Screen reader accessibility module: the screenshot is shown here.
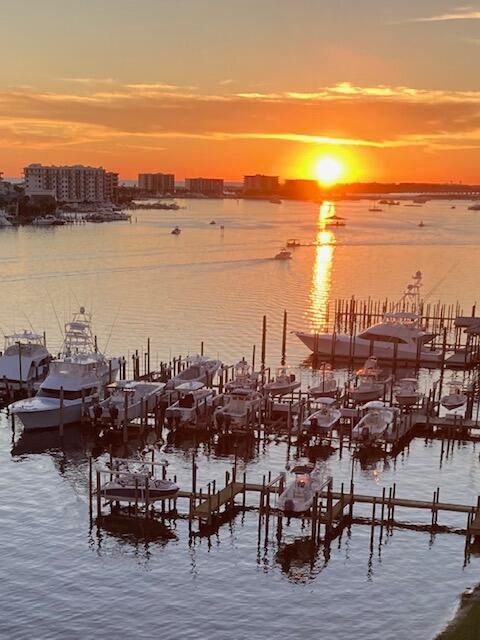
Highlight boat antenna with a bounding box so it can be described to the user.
[423,261,459,303]
[45,288,65,340]
[21,311,37,336]
[103,304,122,354]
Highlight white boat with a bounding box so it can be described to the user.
[171,226,181,235]
[298,398,341,435]
[278,463,329,513]
[350,357,388,403]
[308,363,338,398]
[352,401,397,447]
[264,366,301,396]
[214,387,263,432]
[90,380,165,422]
[0,210,13,226]
[32,215,65,226]
[295,272,442,365]
[225,359,259,391]
[166,355,222,390]
[274,248,292,260]
[0,331,51,393]
[441,382,467,410]
[100,461,179,502]
[9,308,119,430]
[165,381,214,428]
[394,377,422,406]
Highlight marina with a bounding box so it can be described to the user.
[2,198,480,640]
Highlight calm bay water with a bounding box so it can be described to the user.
[1,198,480,639]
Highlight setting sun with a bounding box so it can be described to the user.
[315,156,344,186]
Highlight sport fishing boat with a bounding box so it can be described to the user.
[9,308,119,430]
[441,381,467,411]
[351,401,397,447]
[264,366,301,396]
[225,359,259,391]
[90,380,165,422]
[100,460,179,502]
[295,271,441,365]
[278,463,329,513]
[214,387,263,432]
[394,377,422,406]
[165,381,214,428]
[308,363,338,398]
[0,331,51,394]
[349,357,389,403]
[165,355,222,390]
[297,398,341,435]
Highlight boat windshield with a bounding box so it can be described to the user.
[39,387,95,400]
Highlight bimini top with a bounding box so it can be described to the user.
[358,321,431,345]
[175,381,205,393]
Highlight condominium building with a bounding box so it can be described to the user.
[243,174,279,195]
[24,164,118,202]
[138,173,175,194]
[185,177,224,195]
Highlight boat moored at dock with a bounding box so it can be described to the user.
[0,331,51,395]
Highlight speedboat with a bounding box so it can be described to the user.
[264,366,301,396]
[171,226,181,235]
[441,381,467,410]
[350,357,388,403]
[165,381,214,428]
[274,247,292,260]
[394,377,422,406]
[214,387,263,432]
[295,271,442,365]
[90,380,165,422]
[225,359,259,391]
[351,401,396,447]
[166,355,222,390]
[308,363,338,398]
[100,460,179,502]
[9,308,119,430]
[270,198,282,204]
[286,238,301,248]
[369,205,383,212]
[0,331,51,394]
[278,463,329,513]
[298,398,341,435]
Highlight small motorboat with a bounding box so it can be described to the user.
[214,387,263,432]
[209,220,216,225]
[90,380,165,422]
[441,382,467,410]
[264,366,301,396]
[171,226,181,235]
[165,381,214,429]
[100,461,179,502]
[308,363,338,398]
[351,401,396,447]
[298,398,341,435]
[165,355,222,390]
[278,463,329,513]
[274,247,292,260]
[270,198,282,204]
[225,359,259,391]
[369,206,383,212]
[468,204,480,211]
[349,357,388,403]
[418,220,425,228]
[286,238,301,248]
[394,377,422,406]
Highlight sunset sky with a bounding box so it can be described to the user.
[2,0,480,182]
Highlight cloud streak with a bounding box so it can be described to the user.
[403,6,480,23]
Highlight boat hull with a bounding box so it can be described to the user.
[296,332,441,365]
[12,401,89,431]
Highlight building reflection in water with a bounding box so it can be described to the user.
[309,202,335,331]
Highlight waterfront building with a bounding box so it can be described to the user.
[243,174,279,195]
[0,172,16,199]
[185,177,224,195]
[138,172,175,194]
[24,164,118,203]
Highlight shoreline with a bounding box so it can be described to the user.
[436,584,480,639]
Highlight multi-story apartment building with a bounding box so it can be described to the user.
[24,164,118,202]
[243,174,279,195]
[138,172,175,194]
[185,177,224,195]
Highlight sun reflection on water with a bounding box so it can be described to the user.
[309,202,336,330]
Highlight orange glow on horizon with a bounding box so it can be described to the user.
[315,156,344,186]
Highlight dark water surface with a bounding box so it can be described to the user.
[1,199,480,639]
